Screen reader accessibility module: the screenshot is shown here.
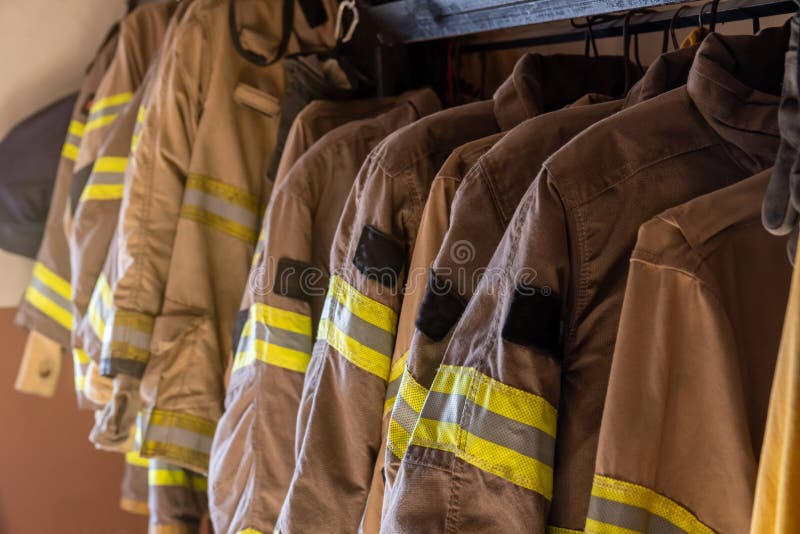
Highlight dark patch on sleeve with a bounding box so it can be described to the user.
[353,224,405,288]
[232,309,249,354]
[414,270,466,341]
[501,285,560,357]
[275,257,314,302]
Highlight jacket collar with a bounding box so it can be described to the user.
[687,28,785,173]
[492,53,634,131]
[624,44,698,108]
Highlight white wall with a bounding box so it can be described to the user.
[0,0,125,307]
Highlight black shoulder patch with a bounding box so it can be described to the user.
[415,270,466,341]
[298,0,328,28]
[275,257,314,302]
[71,163,93,213]
[501,285,560,357]
[232,308,249,354]
[353,224,405,288]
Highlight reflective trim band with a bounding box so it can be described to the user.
[101,310,154,376]
[126,450,150,468]
[586,475,713,534]
[386,366,427,460]
[85,92,132,133]
[131,105,146,152]
[61,120,85,161]
[72,348,90,393]
[318,274,397,380]
[140,409,215,472]
[410,365,557,499]
[24,262,73,329]
[238,530,265,534]
[251,230,265,267]
[548,528,582,534]
[181,174,259,243]
[88,272,113,341]
[148,463,207,492]
[232,303,312,374]
[80,157,128,201]
[384,350,408,415]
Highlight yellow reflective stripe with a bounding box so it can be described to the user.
[399,368,427,414]
[181,204,256,243]
[74,375,86,392]
[589,475,713,534]
[72,348,90,365]
[89,92,133,114]
[414,417,553,498]
[125,450,150,468]
[389,351,407,383]
[234,339,311,374]
[548,527,582,534]
[252,302,311,335]
[85,113,119,133]
[68,120,85,137]
[92,156,128,173]
[148,468,207,492]
[319,317,391,379]
[80,184,124,201]
[140,442,209,473]
[24,286,72,329]
[328,275,397,334]
[429,365,473,397]
[149,409,215,438]
[584,519,639,534]
[62,143,79,161]
[186,173,259,212]
[237,530,265,534]
[387,419,412,460]
[33,262,71,300]
[473,370,557,439]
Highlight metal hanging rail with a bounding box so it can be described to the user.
[367,0,797,45]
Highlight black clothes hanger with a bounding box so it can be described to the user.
[623,9,654,93]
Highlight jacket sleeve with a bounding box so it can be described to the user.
[590,257,755,533]
[278,151,407,533]
[100,20,204,379]
[382,169,570,534]
[210,185,316,534]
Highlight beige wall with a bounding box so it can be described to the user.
[0,0,125,307]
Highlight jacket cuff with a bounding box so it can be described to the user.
[100,309,155,378]
[138,409,216,475]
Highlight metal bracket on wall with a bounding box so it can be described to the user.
[367,0,797,46]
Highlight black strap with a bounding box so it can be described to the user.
[229,0,295,67]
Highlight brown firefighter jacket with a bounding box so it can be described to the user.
[592,169,790,533]
[383,44,700,493]
[383,29,784,534]
[69,0,173,407]
[101,0,340,476]
[15,22,119,355]
[209,89,440,534]
[277,52,635,533]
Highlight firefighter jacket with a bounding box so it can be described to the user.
[15,23,119,349]
[382,28,784,533]
[70,1,174,407]
[752,15,800,532]
[100,0,339,476]
[383,44,700,495]
[277,52,637,534]
[752,241,800,533]
[0,93,76,259]
[591,169,790,533]
[209,89,439,534]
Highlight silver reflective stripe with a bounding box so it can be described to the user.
[321,296,396,357]
[146,424,214,455]
[29,276,71,312]
[391,395,420,435]
[418,392,556,467]
[251,320,311,354]
[386,374,402,402]
[89,171,125,185]
[587,496,687,534]
[183,188,259,229]
[105,324,152,351]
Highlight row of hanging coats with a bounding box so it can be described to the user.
[5,0,800,532]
